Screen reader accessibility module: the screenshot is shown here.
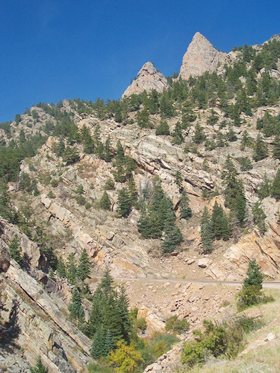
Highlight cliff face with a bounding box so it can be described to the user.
[0,219,90,373]
[122,61,169,97]
[179,32,228,79]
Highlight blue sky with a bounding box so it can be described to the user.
[0,0,279,121]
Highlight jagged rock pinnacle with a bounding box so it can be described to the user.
[179,32,228,80]
[122,61,168,98]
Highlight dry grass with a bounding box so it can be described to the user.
[176,289,280,373]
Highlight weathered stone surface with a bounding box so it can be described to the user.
[179,32,228,80]
[122,61,168,97]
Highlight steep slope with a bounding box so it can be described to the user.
[179,32,228,79]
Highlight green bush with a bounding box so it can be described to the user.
[181,316,261,368]
[165,315,189,334]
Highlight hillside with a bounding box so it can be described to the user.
[0,32,280,372]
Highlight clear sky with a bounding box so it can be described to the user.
[1,0,279,122]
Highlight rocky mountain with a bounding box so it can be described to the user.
[122,61,169,97]
[1,32,280,372]
[179,32,229,79]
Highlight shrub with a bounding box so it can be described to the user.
[136,318,147,334]
[165,315,189,334]
[155,120,170,136]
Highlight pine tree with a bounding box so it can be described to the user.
[116,140,125,162]
[253,134,268,161]
[77,249,91,281]
[155,120,170,136]
[244,260,263,290]
[200,208,213,253]
[257,173,272,199]
[136,109,151,128]
[234,191,247,226]
[56,257,66,278]
[63,146,80,165]
[211,202,230,241]
[68,287,85,321]
[117,188,132,218]
[162,224,183,254]
[128,176,138,207]
[102,136,113,162]
[172,122,184,145]
[30,358,48,373]
[180,190,192,220]
[89,269,131,358]
[271,169,280,200]
[100,191,111,210]
[66,253,77,284]
[9,236,22,266]
[91,325,106,358]
[193,124,205,144]
[252,201,267,235]
[273,136,280,160]
[93,125,104,158]
[81,126,94,154]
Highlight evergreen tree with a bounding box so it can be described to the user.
[63,146,80,165]
[200,208,213,254]
[244,260,263,290]
[77,249,91,281]
[240,130,252,150]
[128,176,138,207]
[257,173,272,199]
[9,236,22,266]
[91,325,107,358]
[234,191,247,226]
[273,136,280,160]
[193,124,205,144]
[102,136,113,162]
[271,169,280,200]
[56,257,66,278]
[116,140,125,162]
[30,358,48,373]
[100,191,111,210]
[175,171,183,190]
[53,138,65,157]
[160,93,174,118]
[253,134,268,161]
[211,202,230,241]
[155,120,170,136]
[180,190,192,220]
[172,122,184,145]
[81,126,94,154]
[223,157,246,225]
[252,201,267,235]
[68,287,85,321]
[136,109,150,128]
[89,269,131,358]
[66,253,77,284]
[117,188,132,218]
[93,125,104,158]
[162,223,183,254]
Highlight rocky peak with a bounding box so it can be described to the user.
[122,61,168,98]
[179,32,228,80]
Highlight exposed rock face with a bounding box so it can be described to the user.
[0,220,91,373]
[122,61,168,97]
[179,32,228,80]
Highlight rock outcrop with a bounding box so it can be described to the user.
[0,220,91,373]
[122,61,168,97]
[179,32,228,80]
